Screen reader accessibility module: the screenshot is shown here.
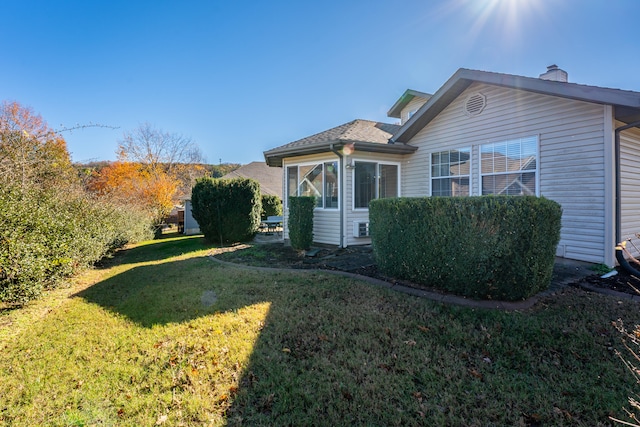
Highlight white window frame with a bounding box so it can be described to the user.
[285,160,340,210]
[429,147,471,197]
[352,160,401,211]
[479,135,539,196]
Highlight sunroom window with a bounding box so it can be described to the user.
[286,162,339,209]
[481,136,537,196]
[431,148,471,196]
[324,161,339,208]
[354,162,399,209]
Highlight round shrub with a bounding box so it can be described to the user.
[191,177,261,244]
[261,194,282,219]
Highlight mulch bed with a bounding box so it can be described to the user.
[227,242,640,298]
[577,266,640,296]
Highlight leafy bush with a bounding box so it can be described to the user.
[190,177,261,244]
[0,102,155,305]
[261,194,282,219]
[0,185,153,305]
[369,196,562,301]
[288,196,315,250]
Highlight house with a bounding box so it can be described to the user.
[181,199,201,235]
[181,161,284,235]
[220,161,283,199]
[264,65,640,266]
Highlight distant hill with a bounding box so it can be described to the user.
[75,161,241,178]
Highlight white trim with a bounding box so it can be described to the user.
[350,159,402,212]
[341,157,348,247]
[535,134,541,197]
[428,146,472,197]
[603,105,615,266]
[478,135,539,196]
[285,158,341,211]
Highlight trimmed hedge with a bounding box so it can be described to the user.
[369,196,562,301]
[261,194,282,219]
[191,177,261,244]
[0,186,153,305]
[288,196,315,250]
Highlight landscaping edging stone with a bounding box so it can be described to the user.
[208,255,543,311]
[210,251,640,309]
[572,281,640,302]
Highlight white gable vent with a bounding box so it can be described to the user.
[464,93,486,117]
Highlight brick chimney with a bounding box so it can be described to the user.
[539,64,568,82]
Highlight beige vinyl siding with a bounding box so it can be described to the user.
[344,157,356,246]
[620,126,640,258]
[281,211,341,246]
[401,97,429,125]
[282,154,341,246]
[403,82,608,263]
[312,211,341,245]
[344,152,403,247]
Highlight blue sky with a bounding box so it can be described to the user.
[3,0,639,165]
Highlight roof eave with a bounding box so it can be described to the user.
[344,140,418,155]
[264,140,417,167]
[393,68,640,143]
[387,89,433,118]
[393,70,474,143]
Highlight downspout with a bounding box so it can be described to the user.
[330,144,345,248]
[614,120,640,272]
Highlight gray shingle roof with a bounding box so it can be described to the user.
[264,119,415,167]
[276,119,399,149]
[221,161,283,199]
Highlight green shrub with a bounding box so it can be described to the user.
[261,194,282,219]
[190,177,261,244]
[0,186,153,305]
[288,196,315,250]
[369,196,562,301]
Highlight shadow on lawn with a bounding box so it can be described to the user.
[73,236,629,425]
[77,235,233,327]
[94,233,210,270]
[76,236,407,423]
[77,235,288,327]
[77,260,218,327]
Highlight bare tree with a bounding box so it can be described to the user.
[117,122,204,173]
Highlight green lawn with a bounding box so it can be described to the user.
[1,235,638,426]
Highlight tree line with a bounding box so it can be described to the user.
[0,101,237,305]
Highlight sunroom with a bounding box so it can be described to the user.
[264,119,416,247]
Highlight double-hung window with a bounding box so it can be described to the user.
[286,161,339,208]
[480,136,537,196]
[431,148,471,196]
[354,162,399,209]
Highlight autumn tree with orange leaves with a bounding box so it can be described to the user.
[88,161,177,223]
[0,101,76,190]
[117,122,207,198]
[0,101,154,304]
[88,123,206,224]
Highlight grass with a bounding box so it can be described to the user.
[590,263,615,275]
[1,234,639,426]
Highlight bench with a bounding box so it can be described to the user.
[261,215,283,235]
